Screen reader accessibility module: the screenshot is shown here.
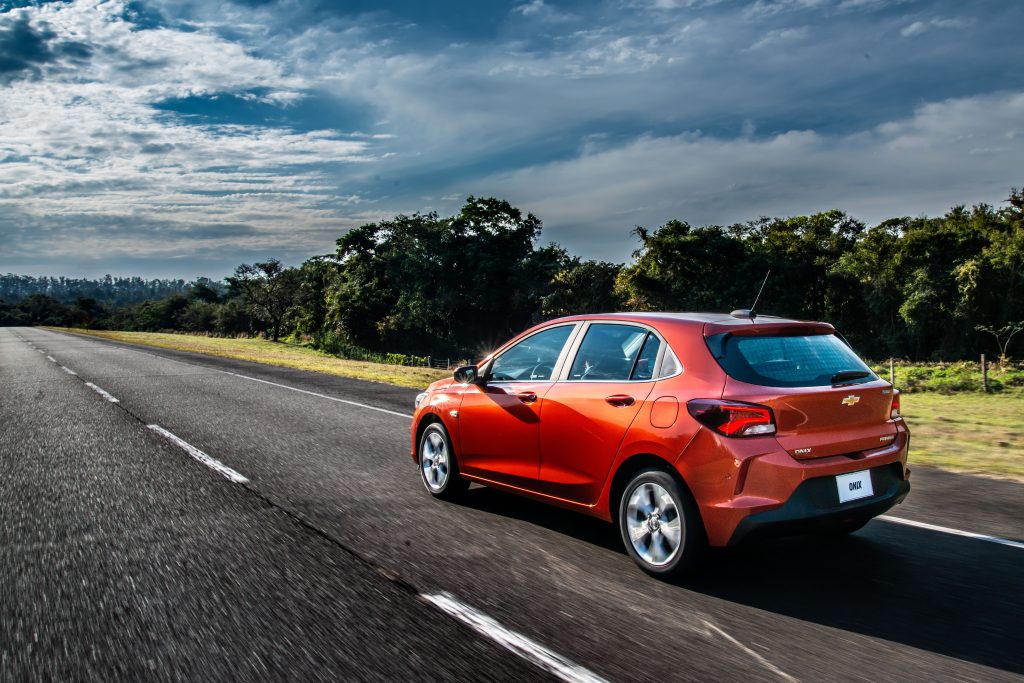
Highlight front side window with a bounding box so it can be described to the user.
[568,324,651,381]
[489,325,574,381]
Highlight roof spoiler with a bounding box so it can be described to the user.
[703,320,835,338]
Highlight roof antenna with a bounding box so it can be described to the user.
[731,270,770,320]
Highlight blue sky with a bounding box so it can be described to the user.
[1,0,1022,278]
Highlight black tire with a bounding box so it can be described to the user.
[418,422,469,501]
[618,468,706,579]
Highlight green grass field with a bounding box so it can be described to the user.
[901,392,1023,482]
[49,328,1023,482]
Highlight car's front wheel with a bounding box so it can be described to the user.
[619,468,706,579]
[419,422,469,500]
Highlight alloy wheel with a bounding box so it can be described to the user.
[625,481,683,567]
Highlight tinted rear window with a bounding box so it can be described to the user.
[708,333,876,388]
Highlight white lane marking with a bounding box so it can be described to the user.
[61,366,78,376]
[700,619,798,683]
[879,515,1024,550]
[37,349,45,354]
[47,328,415,419]
[222,371,413,420]
[148,425,250,484]
[46,355,58,363]
[421,592,609,683]
[85,382,119,403]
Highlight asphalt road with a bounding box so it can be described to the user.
[2,327,1022,682]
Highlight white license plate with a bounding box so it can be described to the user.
[836,470,873,504]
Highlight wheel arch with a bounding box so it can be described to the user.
[415,411,465,468]
[608,453,701,530]
[414,412,444,460]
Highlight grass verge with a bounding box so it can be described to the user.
[902,391,1024,483]
[48,328,450,389]
[46,328,1023,483]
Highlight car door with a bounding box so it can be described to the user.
[538,323,661,504]
[457,323,579,488]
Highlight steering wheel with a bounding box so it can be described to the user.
[529,363,554,380]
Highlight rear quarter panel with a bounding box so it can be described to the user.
[594,323,728,520]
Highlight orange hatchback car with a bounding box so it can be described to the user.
[411,312,910,578]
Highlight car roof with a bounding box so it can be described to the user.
[549,312,812,327]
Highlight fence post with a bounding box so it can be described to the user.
[446,358,451,370]
[426,356,431,368]
[888,358,894,386]
[981,354,989,393]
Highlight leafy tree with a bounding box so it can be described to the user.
[134,294,190,331]
[0,298,25,326]
[616,220,757,311]
[541,257,623,317]
[17,295,72,326]
[330,197,560,356]
[975,321,1024,366]
[188,280,222,304]
[227,259,302,341]
[72,297,104,329]
[214,299,253,336]
[737,210,865,324]
[292,257,336,343]
[178,300,219,332]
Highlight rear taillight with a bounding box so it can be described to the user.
[890,390,901,419]
[687,399,777,437]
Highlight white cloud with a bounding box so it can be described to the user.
[901,16,970,37]
[745,0,830,18]
[0,0,380,266]
[900,21,926,37]
[515,0,546,17]
[512,0,574,23]
[461,91,1024,261]
[747,26,808,50]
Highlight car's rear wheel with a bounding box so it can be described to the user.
[619,469,705,579]
[419,422,469,500]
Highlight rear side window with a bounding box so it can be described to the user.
[631,333,662,381]
[709,333,876,388]
[569,324,649,381]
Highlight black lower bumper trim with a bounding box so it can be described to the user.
[727,462,910,546]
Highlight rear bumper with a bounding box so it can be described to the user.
[726,462,910,545]
[690,423,910,546]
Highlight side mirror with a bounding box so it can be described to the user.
[453,365,483,385]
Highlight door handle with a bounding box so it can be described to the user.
[605,394,635,407]
[516,392,538,404]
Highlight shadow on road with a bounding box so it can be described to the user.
[457,485,1024,676]
[458,485,625,554]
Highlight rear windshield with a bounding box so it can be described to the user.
[707,333,877,388]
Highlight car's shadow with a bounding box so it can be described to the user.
[456,485,1024,676]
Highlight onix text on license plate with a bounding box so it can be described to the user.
[836,469,873,504]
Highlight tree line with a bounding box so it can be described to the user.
[0,274,196,305]
[2,191,1022,362]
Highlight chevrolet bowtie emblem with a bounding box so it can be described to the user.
[841,395,861,406]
